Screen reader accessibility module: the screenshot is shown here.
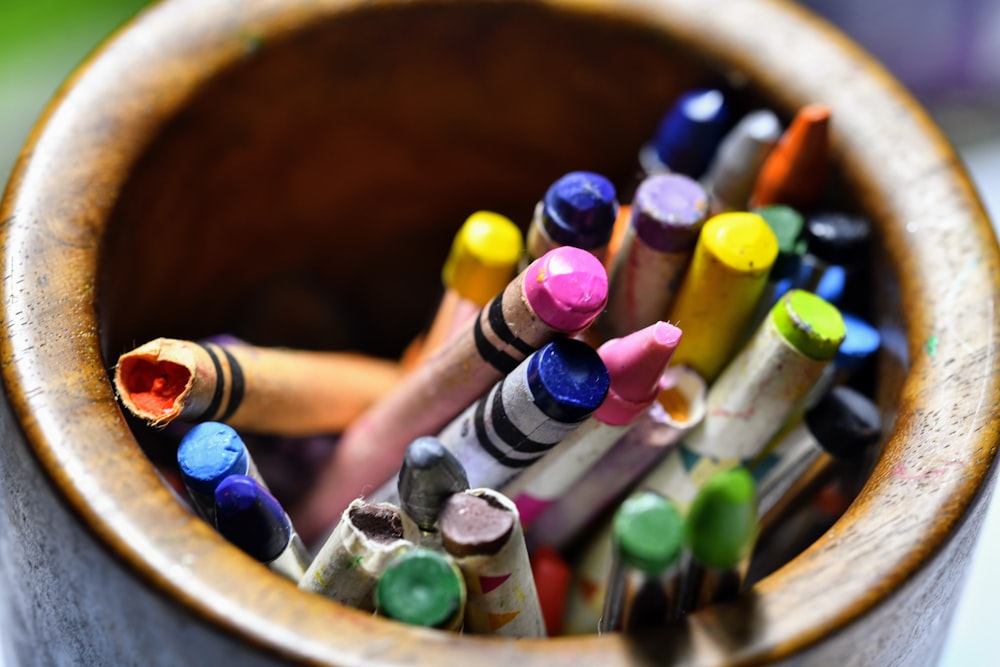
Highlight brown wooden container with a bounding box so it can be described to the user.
[1,0,998,664]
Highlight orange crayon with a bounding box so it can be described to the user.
[748,104,830,211]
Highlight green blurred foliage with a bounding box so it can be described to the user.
[0,0,151,188]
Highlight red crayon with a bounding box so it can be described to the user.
[531,546,572,637]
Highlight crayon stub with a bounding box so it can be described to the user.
[685,467,758,569]
[438,492,515,558]
[376,548,466,629]
[771,290,846,361]
[613,491,684,573]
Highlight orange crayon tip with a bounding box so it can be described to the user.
[749,103,830,211]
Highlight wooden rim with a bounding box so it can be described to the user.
[2,0,997,664]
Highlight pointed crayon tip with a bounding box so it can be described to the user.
[594,321,683,426]
[749,103,830,210]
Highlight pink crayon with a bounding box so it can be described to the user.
[500,321,682,528]
[294,247,608,545]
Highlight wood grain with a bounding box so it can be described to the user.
[0,0,997,665]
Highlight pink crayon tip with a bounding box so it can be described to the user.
[524,247,609,333]
[594,321,683,426]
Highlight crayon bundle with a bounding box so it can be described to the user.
[113,86,885,638]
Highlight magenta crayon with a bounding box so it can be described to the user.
[501,322,682,528]
[602,175,709,340]
[524,366,707,554]
[295,247,608,545]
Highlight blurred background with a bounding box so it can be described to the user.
[1,1,998,665]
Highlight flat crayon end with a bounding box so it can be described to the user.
[527,338,610,423]
[524,247,609,332]
[685,467,758,570]
[595,321,683,426]
[177,422,249,495]
[613,491,684,573]
[631,174,709,252]
[771,289,846,361]
[443,211,524,305]
[438,491,515,558]
[376,548,465,628]
[541,171,618,249]
[701,212,780,276]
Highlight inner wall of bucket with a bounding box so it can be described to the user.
[96,0,903,623]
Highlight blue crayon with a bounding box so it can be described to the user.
[835,312,881,375]
[369,338,610,505]
[214,475,310,581]
[640,88,730,180]
[177,421,266,522]
[524,171,619,266]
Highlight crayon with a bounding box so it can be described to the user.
[524,365,706,554]
[502,321,682,527]
[439,489,546,638]
[602,175,708,340]
[396,436,469,533]
[375,547,467,631]
[702,109,782,215]
[600,491,684,633]
[643,290,846,508]
[295,247,608,544]
[748,103,830,211]
[523,171,619,267]
[677,467,758,615]
[665,211,780,381]
[530,545,572,636]
[213,475,310,582]
[405,211,524,370]
[638,88,730,180]
[798,211,873,299]
[743,204,808,334]
[752,385,882,520]
[369,337,611,506]
[176,421,269,523]
[299,499,413,610]
[114,336,402,436]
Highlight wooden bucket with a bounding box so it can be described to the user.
[1,0,997,664]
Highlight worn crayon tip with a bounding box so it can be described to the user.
[524,246,609,332]
[631,173,709,252]
[443,211,524,305]
[749,103,830,210]
[177,422,249,495]
[835,312,881,371]
[398,436,470,531]
[541,171,618,250]
[376,548,465,628]
[595,321,683,426]
[613,491,684,573]
[438,490,516,558]
[771,289,846,361]
[684,467,758,570]
[214,474,290,562]
[649,88,730,178]
[805,385,882,460]
[526,338,610,423]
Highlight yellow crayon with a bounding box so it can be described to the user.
[666,212,778,382]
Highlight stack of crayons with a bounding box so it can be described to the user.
[112,86,885,638]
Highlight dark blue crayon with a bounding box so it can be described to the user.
[524,171,619,265]
[368,338,611,506]
[214,475,310,581]
[639,88,731,180]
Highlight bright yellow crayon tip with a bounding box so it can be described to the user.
[700,212,779,276]
[442,211,525,305]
